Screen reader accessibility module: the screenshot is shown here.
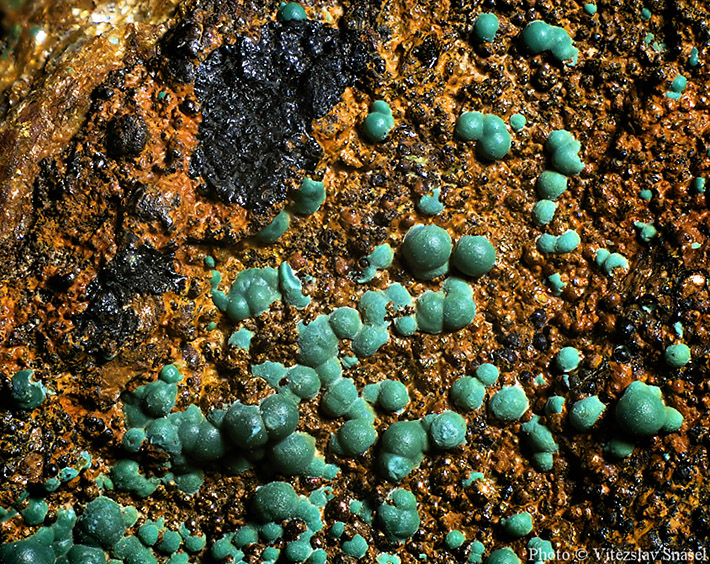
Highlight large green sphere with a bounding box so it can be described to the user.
[452,235,496,277]
[401,224,452,280]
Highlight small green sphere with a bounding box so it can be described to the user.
[532,200,557,226]
[445,530,466,549]
[160,364,183,383]
[536,170,568,200]
[270,432,316,475]
[510,113,526,132]
[332,419,377,456]
[475,363,499,386]
[452,235,496,277]
[260,394,299,441]
[615,381,667,437]
[223,402,268,449]
[364,113,391,142]
[277,3,307,21]
[569,396,605,431]
[455,111,484,141]
[664,344,690,368]
[555,347,581,372]
[428,411,467,449]
[489,386,529,422]
[75,497,127,549]
[554,230,581,254]
[402,224,452,279]
[67,545,107,564]
[473,13,499,42]
[486,547,521,564]
[450,376,486,411]
[502,512,533,537]
[252,481,298,522]
[378,380,410,412]
[0,540,56,564]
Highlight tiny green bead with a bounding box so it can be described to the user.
[21,499,48,526]
[343,534,368,559]
[641,7,652,20]
[287,365,321,400]
[427,411,467,449]
[331,419,377,457]
[402,224,452,280]
[554,230,580,254]
[452,235,496,277]
[528,537,555,564]
[329,307,362,339]
[502,512,533,537]
[252,481,298,522]
[363,101,394,142]
[536,171,568,200]
[445,530,466,549]
[121,428,146,455]
[489,386,529,422]
[256,210,290,243]
[605,438,635,458]
[223,403,268,448]
[378,380,410,412]
[584,3,597,15]
[451,376,486,411]
[486,547,521,564]
[615,381,667,437]
[260,394,299,441]
[664,344,690,367]
[160,364,182,383]
[532,200,557,226]
[321,378,358,417]
[292,177,326,215]
[270,432,316,475]
[569,396,605,431]
[278,3,307,21]
[475,364,499,386]
[67,545,107,564]
[138,523,160,546]
[158,530,182,554]
[455,111,483,141]
[510,113,526,131]
[555,347,581,372]
[75,497,127,549]
[545,396,565,415]
[473,13,499,42]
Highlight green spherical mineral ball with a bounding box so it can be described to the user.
[502,512,533,537]
[252,481,298,522]
[450,376,486,411]
[615,381,667,437]
[277,3,307,21]
[445,529,466,549]
[260,394,299,441]
[664,344,690,368]
[473,13,499,42]
[489,386,529,422]
[455,111,484,141]
[402,224,452,279]
[75,497,127,549]
[555,347,581,372]
[486,547,521,564]
[378,380,410,412]
[428,411,467,449]
[452,235,496,277]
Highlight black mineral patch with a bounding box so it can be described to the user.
[76,245,185,357]
[190,20,368,213]
[106,114,149,158]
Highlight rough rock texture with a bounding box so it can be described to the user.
[0,0,709,562]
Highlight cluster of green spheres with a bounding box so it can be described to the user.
[455,111,512,160]
[376,489,421,543]
[615,381,683,437]
[522,21,579,65]
[363,100,395,143]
